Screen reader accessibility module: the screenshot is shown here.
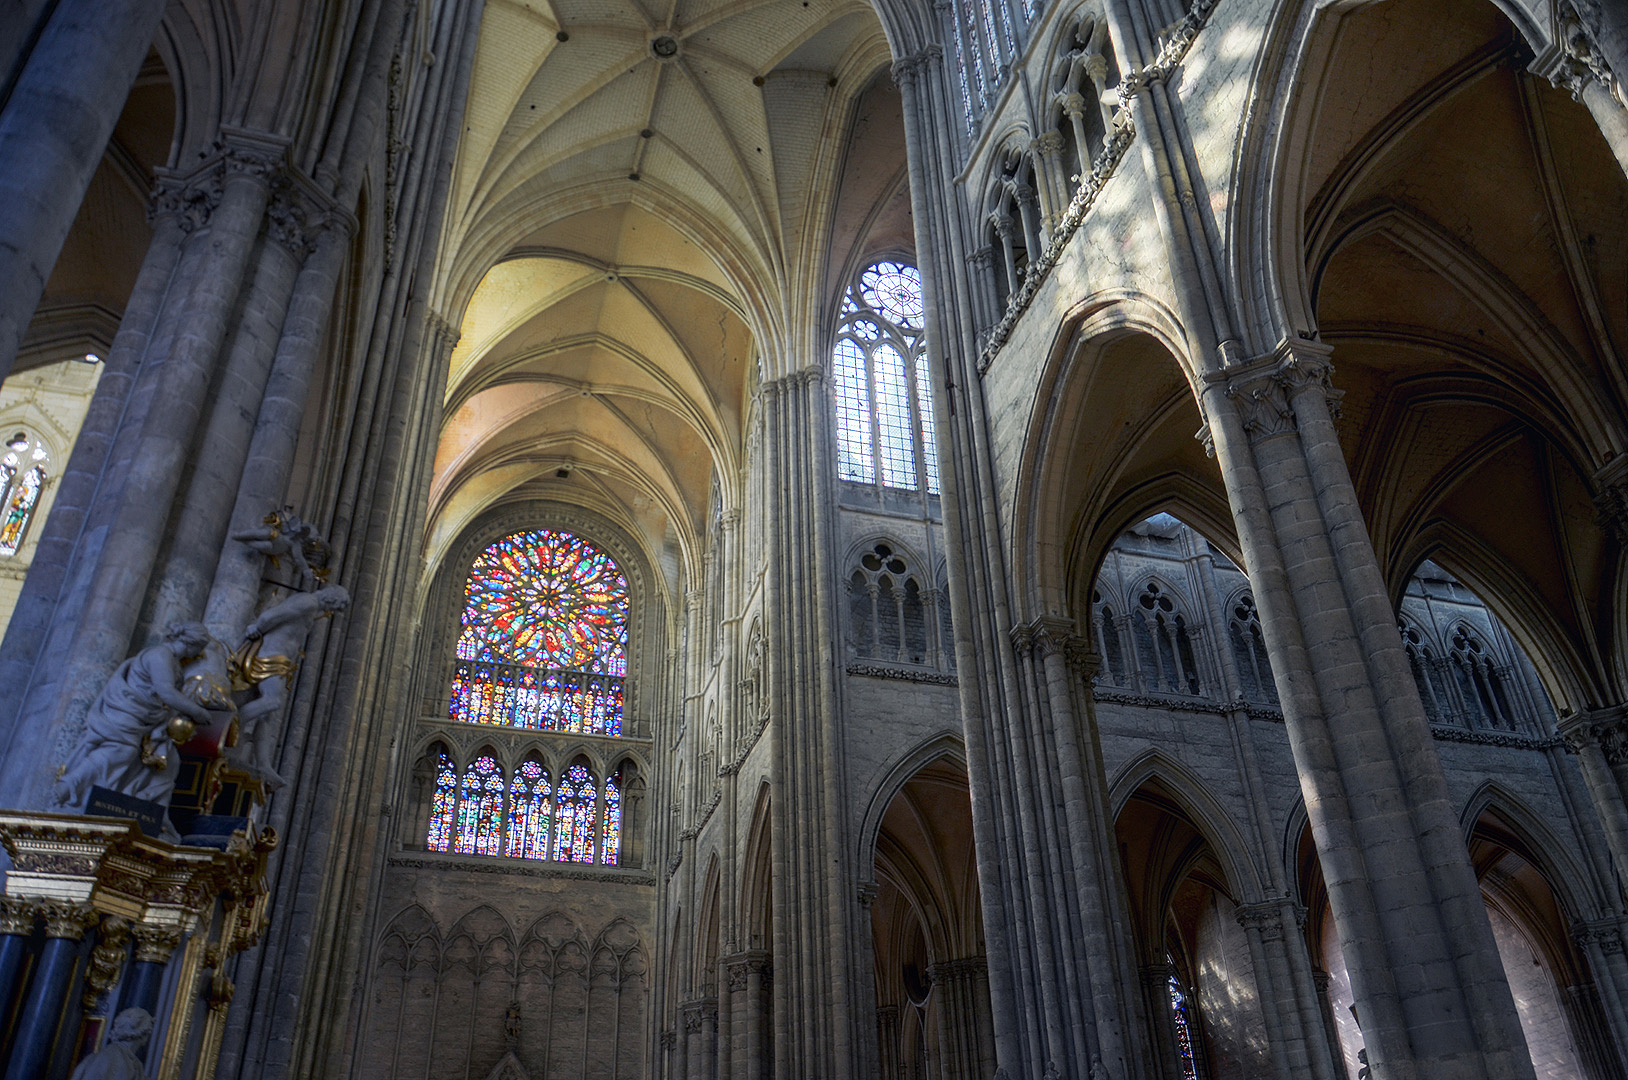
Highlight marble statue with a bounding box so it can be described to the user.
[68,1008,152,1080]
[52,623,217,818]
[229,585,349,790]
[231,510,328,588]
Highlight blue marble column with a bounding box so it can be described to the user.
[2,902,93,1080]
[0,898,38,1030]
[117,924,181,1017]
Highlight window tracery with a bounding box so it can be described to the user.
[1228,592,1275,704]
[831,262,939,496]
[1133,581,1200,696]
[449,529,628,735]
[423,749,628,867]
[848,542,945,668]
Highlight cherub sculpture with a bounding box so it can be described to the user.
[69,1008,153,1080]
[231,509,329,588]
[228,585,349,790]
[52,622,217,821]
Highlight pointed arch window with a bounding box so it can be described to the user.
[554,761,598,863]
[426,748,458,853]
[832,262,939,495]
[506,758,552,860]
[1167,968,1200,1080]
[0,433,48,556]
[601,769,622,867]
[1229,592,1276,704]
[449,529,629,735]
[454,754,505,856]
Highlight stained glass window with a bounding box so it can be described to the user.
[455,755,504,856]
[448,530,628,735]
[1168,971,1199,1080]
[0,434,48,557]
[426,749,457,852]
[600,770,621,866]
[506,759,552,860]
[553,762,598,863]
[831,262,939,496]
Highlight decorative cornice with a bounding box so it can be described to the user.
[845,661,957,686]
[387,854,656,886]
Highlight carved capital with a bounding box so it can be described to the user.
[1057,91,1088,119]
[40,902,98,940]
[891,45,942,88]
[1536,3,1623,106]
[1235,898,1304,942]
[1029,616,1080,660]
[660,1029,678,1050]
[148,168,225,232]
[133,923,184,964]
[857,880,880,907]
[1032,131,1066,157]
[1573,918,1627,955]
[990,212,1016,240]
[0,896,37,935]
[1561,704,1628,763]
[1206,338,1340,444]
[1594,456,1628,543]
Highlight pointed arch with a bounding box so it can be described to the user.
[1108,748,1266,900]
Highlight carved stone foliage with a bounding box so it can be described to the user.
[361,904,648,1080]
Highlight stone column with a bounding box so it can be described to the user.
[119,924,182,1016]
[20,131,284,806]
[0,897,38,1019]
[1198,339,1535,1080]
[0,0,171,381]
[760,369,859,1078]
[1559,706,1628,886]
[1572,920,1628,1065]
[144,175,335,634]
[3,902,97,1080]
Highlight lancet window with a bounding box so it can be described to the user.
[1167,969,1200,1080]
[832,262,939,496]
[448,529,629,735]
[0,432,48,557]
[424,749,626,866]
[946,0,1044,133]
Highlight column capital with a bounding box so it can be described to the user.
[1593,455,1628,542]
[1573,917,1627,955]
[39,901,98,940]
[1560,704,1628,761]
[1203,337,1341,443]
[1032,131,1066,157]
[133,923,184,964]
[890,44,942,88]
[1234,897,1306,941]
[856,879,880,907]
[1057,91,1088,119]
[1534,3,1623,106]
[0,896,38,936]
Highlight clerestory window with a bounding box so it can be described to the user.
[832,261,940,495]
[448,529,629,735]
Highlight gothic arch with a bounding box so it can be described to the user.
[857,733,969,873]
[1008,298,1207,623]
[1459,782,1601,921]
[1108,749,1267,901]
[741,782,774,950]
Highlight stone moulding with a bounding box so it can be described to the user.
[976,0,1223,375]
[845,661,959,686]
[389,852,656,886]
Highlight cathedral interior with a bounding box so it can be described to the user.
[0,0,1626,1077]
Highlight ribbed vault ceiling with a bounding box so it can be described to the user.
[428,0,892,590]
